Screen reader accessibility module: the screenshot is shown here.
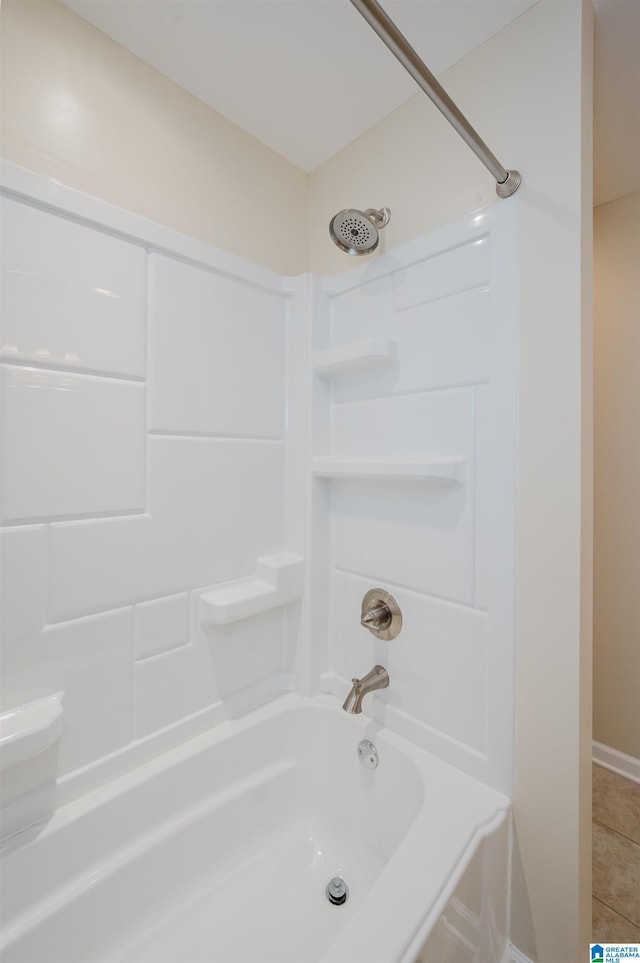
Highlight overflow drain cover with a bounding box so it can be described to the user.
[326,876,349,905]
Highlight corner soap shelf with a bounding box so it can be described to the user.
[312,339,396,378]
[0,693,64,772]
[311,456,465,486]
[200,553,303,626]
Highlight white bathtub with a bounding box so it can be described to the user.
[0,694,510,963]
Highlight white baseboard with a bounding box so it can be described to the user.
[509,945,535,963]
[593,740,640,785]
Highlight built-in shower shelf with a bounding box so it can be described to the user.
[200,552,303,626]
[312,339,396,378]
[0,693,64,772]
[311,456,465,485]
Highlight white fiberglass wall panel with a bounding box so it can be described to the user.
[312,204,517,793]
[0,170,298,812]
[149,255,285,439]
[0,198,146,378]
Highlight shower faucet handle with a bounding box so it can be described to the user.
[360,589,402,641]
[360,603,392,630]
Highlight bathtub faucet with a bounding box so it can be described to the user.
[342,665,389,714]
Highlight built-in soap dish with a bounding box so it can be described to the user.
[200,553,303,626]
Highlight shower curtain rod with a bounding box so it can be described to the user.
[349,0,521,197]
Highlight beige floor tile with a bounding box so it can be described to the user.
[593,896,640,942]
[593,765,640,845]
[593,822,640,926]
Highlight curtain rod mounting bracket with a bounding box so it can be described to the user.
[496,170,522,198]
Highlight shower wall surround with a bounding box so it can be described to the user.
[0,162,517,828]
[309,206,517,794]
[0,165,305,826]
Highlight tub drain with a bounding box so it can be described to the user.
[326,876,349,906]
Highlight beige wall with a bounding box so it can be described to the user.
[310,3,593,962]
[593,192,640,760]
[0,0,308,276]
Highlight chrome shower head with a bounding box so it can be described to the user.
[329,207,391,256]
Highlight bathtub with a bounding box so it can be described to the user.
[0,694,510,963]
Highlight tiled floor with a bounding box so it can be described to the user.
[592,764,640,942]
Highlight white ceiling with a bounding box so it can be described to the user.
[62,0,537,172]
[63,0,640,200]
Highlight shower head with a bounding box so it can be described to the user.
[329,207,391,256]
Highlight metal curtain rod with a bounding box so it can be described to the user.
[349,0,521,198]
